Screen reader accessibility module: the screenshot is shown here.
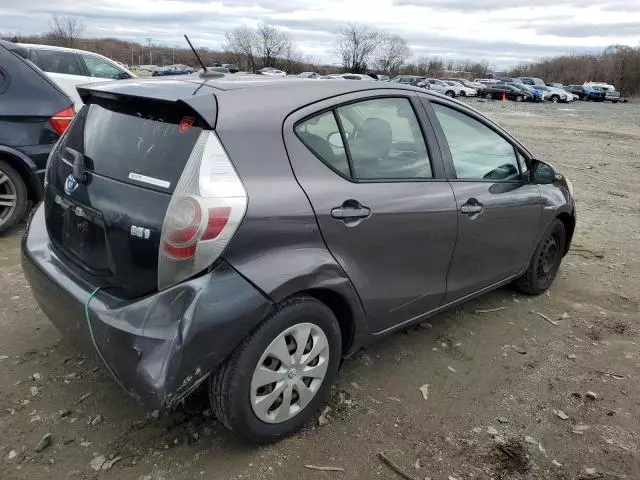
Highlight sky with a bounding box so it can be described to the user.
[2,0,640,67]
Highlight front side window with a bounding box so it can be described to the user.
[432,103,520,181]
[337,97,432,180]
[33,49,83,75]
[81,54,126,79]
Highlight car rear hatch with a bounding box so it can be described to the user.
[43,80,218,298]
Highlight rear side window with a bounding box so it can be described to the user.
[33,49,83,76]
[295,111,350,176]
[62,99,203,191]
[296,97,433,181]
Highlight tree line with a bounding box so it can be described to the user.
[3,14,637,92]
[507,45,640,96]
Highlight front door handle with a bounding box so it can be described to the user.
[460,199,484,215]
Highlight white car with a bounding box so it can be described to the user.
[425,78,457,97]
[533,86,571,102]
[339,73,375,81]
[261,69,286,77]
[18,43,134,110]
[443,80,477,97]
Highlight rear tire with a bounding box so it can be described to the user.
[0,160,27,234]
[515,95,524,102]
[516,219,566,295]
[210,296,342,443]
[445,90,455,97]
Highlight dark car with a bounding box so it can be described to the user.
[22,77,576,443]
[221,63,239,73]
[565,85,586,100]
[390,75,427,87]
[152,64,193,76]
[482,84,531,102]
[0,40,74,233]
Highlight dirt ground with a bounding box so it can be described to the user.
[1,99,639,480]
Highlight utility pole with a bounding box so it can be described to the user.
[146,37,153,64]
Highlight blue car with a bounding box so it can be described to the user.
[152,64,193,76]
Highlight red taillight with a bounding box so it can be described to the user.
[158,131,247,290]
[49,107,74,135]
[162,196,202,260]
[202,207,231,240]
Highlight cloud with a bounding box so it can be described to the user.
[392,0,619,11]
[537,22,640,37]
[1,0,639,67]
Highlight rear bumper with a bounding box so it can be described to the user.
[22,204,274,408]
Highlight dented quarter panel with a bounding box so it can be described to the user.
[22,204,274,408]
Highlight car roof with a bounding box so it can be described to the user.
[79,75,446,106]
[17,42,126,65]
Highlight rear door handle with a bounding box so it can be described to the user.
[460,200,484,215]
[331,206,371,219]
[331,200,371,223]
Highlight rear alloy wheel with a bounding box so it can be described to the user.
[210,296,341,443]
[0,160,27,234]
[515,95,524,102]
[445,90,455,97]
[516,219,566,295]
[459,91,466,97]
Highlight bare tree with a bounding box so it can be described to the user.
[223,25,258,72]
[256,23,291,69]
[46,15,85,48]
[374,33,411,75]
[334,23,379,73]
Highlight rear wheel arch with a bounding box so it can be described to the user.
[303,288,355,356]
[0,149,40,202]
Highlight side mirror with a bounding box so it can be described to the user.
[532,159,556,184]
[327,132,344,149]
[117,71,131,80]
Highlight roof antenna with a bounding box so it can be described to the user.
[184,34,224,79]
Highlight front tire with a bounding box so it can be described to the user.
[485,93,493,100]
[551,95,559,103]
[0,160,28,234]
[210,296,342,443]
[515,95,524,102]
[516,219,566,295]
[445,90,455,97]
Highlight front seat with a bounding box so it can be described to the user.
[350,118,392,179]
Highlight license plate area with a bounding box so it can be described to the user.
[51,193,112,275]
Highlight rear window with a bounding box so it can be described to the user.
[62,98,203,191]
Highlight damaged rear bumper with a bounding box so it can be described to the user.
[21,204,274,409]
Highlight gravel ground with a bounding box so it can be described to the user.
[1,99,639,480]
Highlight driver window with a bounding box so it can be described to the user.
[432,103,520,181]
[337,97,432,180]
